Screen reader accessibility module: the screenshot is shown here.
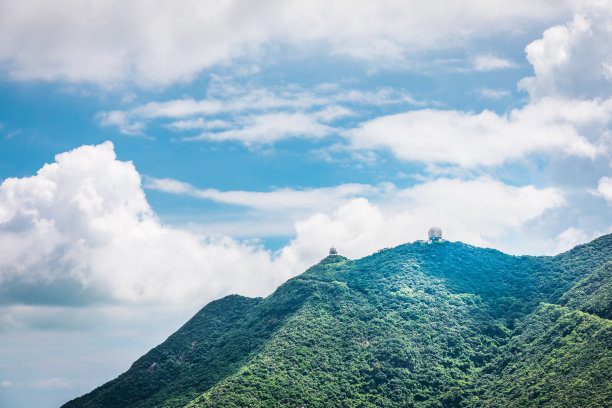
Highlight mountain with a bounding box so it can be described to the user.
[62,235,612,408]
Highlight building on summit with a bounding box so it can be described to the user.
[428,227,443,243]
[329,246,338,255]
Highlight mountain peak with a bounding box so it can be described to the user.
[63,235,612,408]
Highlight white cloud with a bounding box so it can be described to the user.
[0,142,291,306]
[121,93,138,104]
[1,381,12,387]
[478,88,511,99]
[143,177,387,239]
[144,177,192,195]
[0,0,576,86]
[0,142,570,312]
[165,118,232,132]
[89,3,612,166]
[472,54,517,71]
[345,97,605,167]
[143,175,574,252]
[279,177,565,261]
[182,112,334,144]
[553,227,591,253]
[339,3,612,168]
[145,177,379,211]
[148,175,568,260]
[97,84,420,135]
[519,4,612,99]
[96,111,145,136]
[313,105,355,122]
[598,176,612,202]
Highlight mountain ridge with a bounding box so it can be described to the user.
[63,235,612,408]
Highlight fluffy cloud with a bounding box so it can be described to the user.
[335,3,610,169]
[0,0,575,85]
[92,3,612,165]
[279,178,565,262]
[146,174,568,262]
[143,178,386,239]
[344,97,606,167]
[519,3,612,99]
[0,142,569,311]
[598,176,612,202]
[0,142,290,306]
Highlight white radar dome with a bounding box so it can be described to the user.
[428,227,442,240]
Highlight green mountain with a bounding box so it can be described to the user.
[63,235,612,408]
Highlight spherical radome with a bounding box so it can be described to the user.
[428,227,442,239]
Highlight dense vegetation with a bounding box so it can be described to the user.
[474,303,612,407]
[63,234,612,408]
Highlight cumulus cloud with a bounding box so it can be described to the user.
[0,142,569,311]
[144,177,384,238]
[146,174,567,262]
[0,142,290,306]
[0,0,575,85]
[519,3,612,99]
[339,3,612,168]
[344,97,605,167]
[279,177,565,262]
[91,3,612,166]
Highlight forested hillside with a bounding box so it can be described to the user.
[63,234,612,408]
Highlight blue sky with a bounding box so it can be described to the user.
[1,1,612,407]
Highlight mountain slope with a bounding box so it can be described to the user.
[474,303,612,407]
[63,235,612,408]
[559,261,612,319]
[472,238,612,407]
[63,281,319,408]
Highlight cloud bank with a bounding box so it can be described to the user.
[4,4,611,314]
[0,0,575,86]
[0,142,570,313]
[90,2,612,173]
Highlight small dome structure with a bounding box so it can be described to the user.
[428,227,443,242]
[329,246,338,255]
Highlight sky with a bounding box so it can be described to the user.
[1,1,612,407]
